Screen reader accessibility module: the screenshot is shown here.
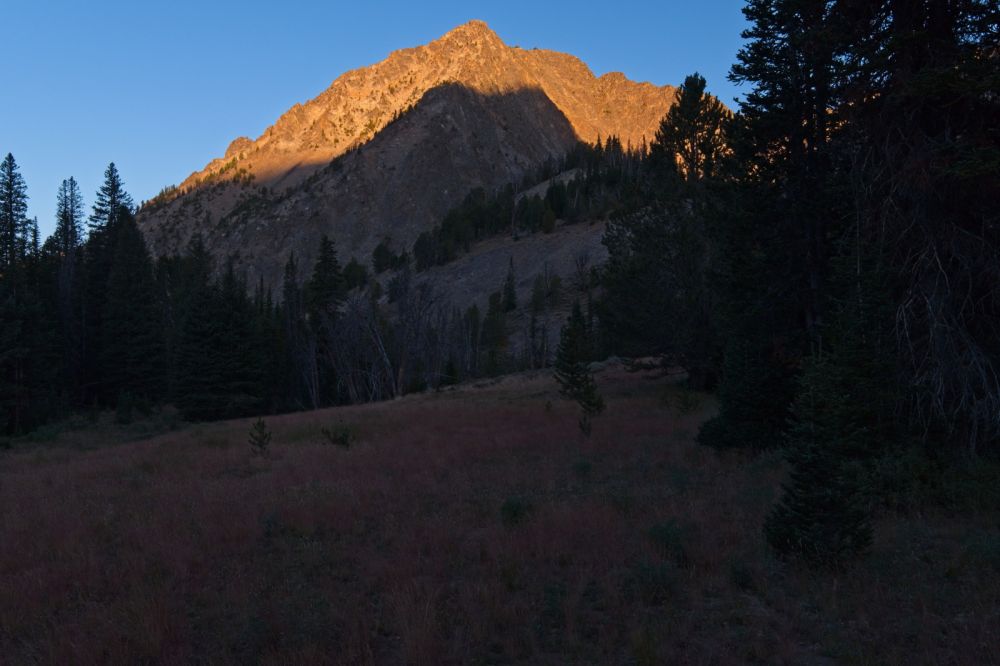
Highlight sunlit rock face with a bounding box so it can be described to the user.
[138,20,675,290]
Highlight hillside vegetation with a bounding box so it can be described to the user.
[1,366,997,664]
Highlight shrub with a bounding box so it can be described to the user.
[321,423,355,449]
[248,418,271,456]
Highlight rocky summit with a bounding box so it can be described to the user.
[138,20,676,289]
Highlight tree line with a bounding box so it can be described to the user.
[0,159,569,435]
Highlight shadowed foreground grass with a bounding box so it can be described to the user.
[1,366,997,664]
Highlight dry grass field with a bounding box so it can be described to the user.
[1,365,997,664]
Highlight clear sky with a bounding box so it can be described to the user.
[2,1,749,237]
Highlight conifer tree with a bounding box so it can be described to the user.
[764,353,874,567]
[88,162,133,234]
[305,235,344,327]
[54,177,84,255]
[649,72,729,184]
[699,0,846,448]
[554,301,604,435]
[174,259,264,420]
[81,166,140,405]
[306,235,345,405]
[0,153,29,269]
[100,207,165,403]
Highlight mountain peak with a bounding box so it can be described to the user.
[443,19,500,42]
[140,25,677,289]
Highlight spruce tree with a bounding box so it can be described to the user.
[174,256,264,421]
[0,153,29,269]
[82,166,136,404]
[649,72,730,184]
[699,0,847,448]
[305,235,344,327]
[100,207,165,403]
[88,162,133,235]
[764,354,874,568]
[554,301,604,435]
[305,235,345,405]
[54,177,84,255]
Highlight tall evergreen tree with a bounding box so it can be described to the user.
[99,208,165,403]
[602,73,729,389]
[649,72,730,184]
[175,259,263,420]
[305,235,345,405]
[54,177,84,254]
[88,162,133,235]
[305,235,345,327]
[842,0,1000,453]
[81,166,136,404]
[700,0,848,447]
[0,153,29,269]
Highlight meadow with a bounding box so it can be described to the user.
[1,365,997,664]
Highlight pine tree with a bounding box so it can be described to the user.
[305,235,344,327]
[0,153,29,269]
[554,301,604,435]
[88,162,133,235]
[306,235,345,405]
[54,177,84,255]
[173,254,265,421]
[649,72,730,185]
[764,353,874,567]
[100,207,165,403]
[699,0,847,448]
[81,166,138,405]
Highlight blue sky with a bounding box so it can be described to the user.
[2,1,748,237]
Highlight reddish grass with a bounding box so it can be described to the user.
[1,366,997,664]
